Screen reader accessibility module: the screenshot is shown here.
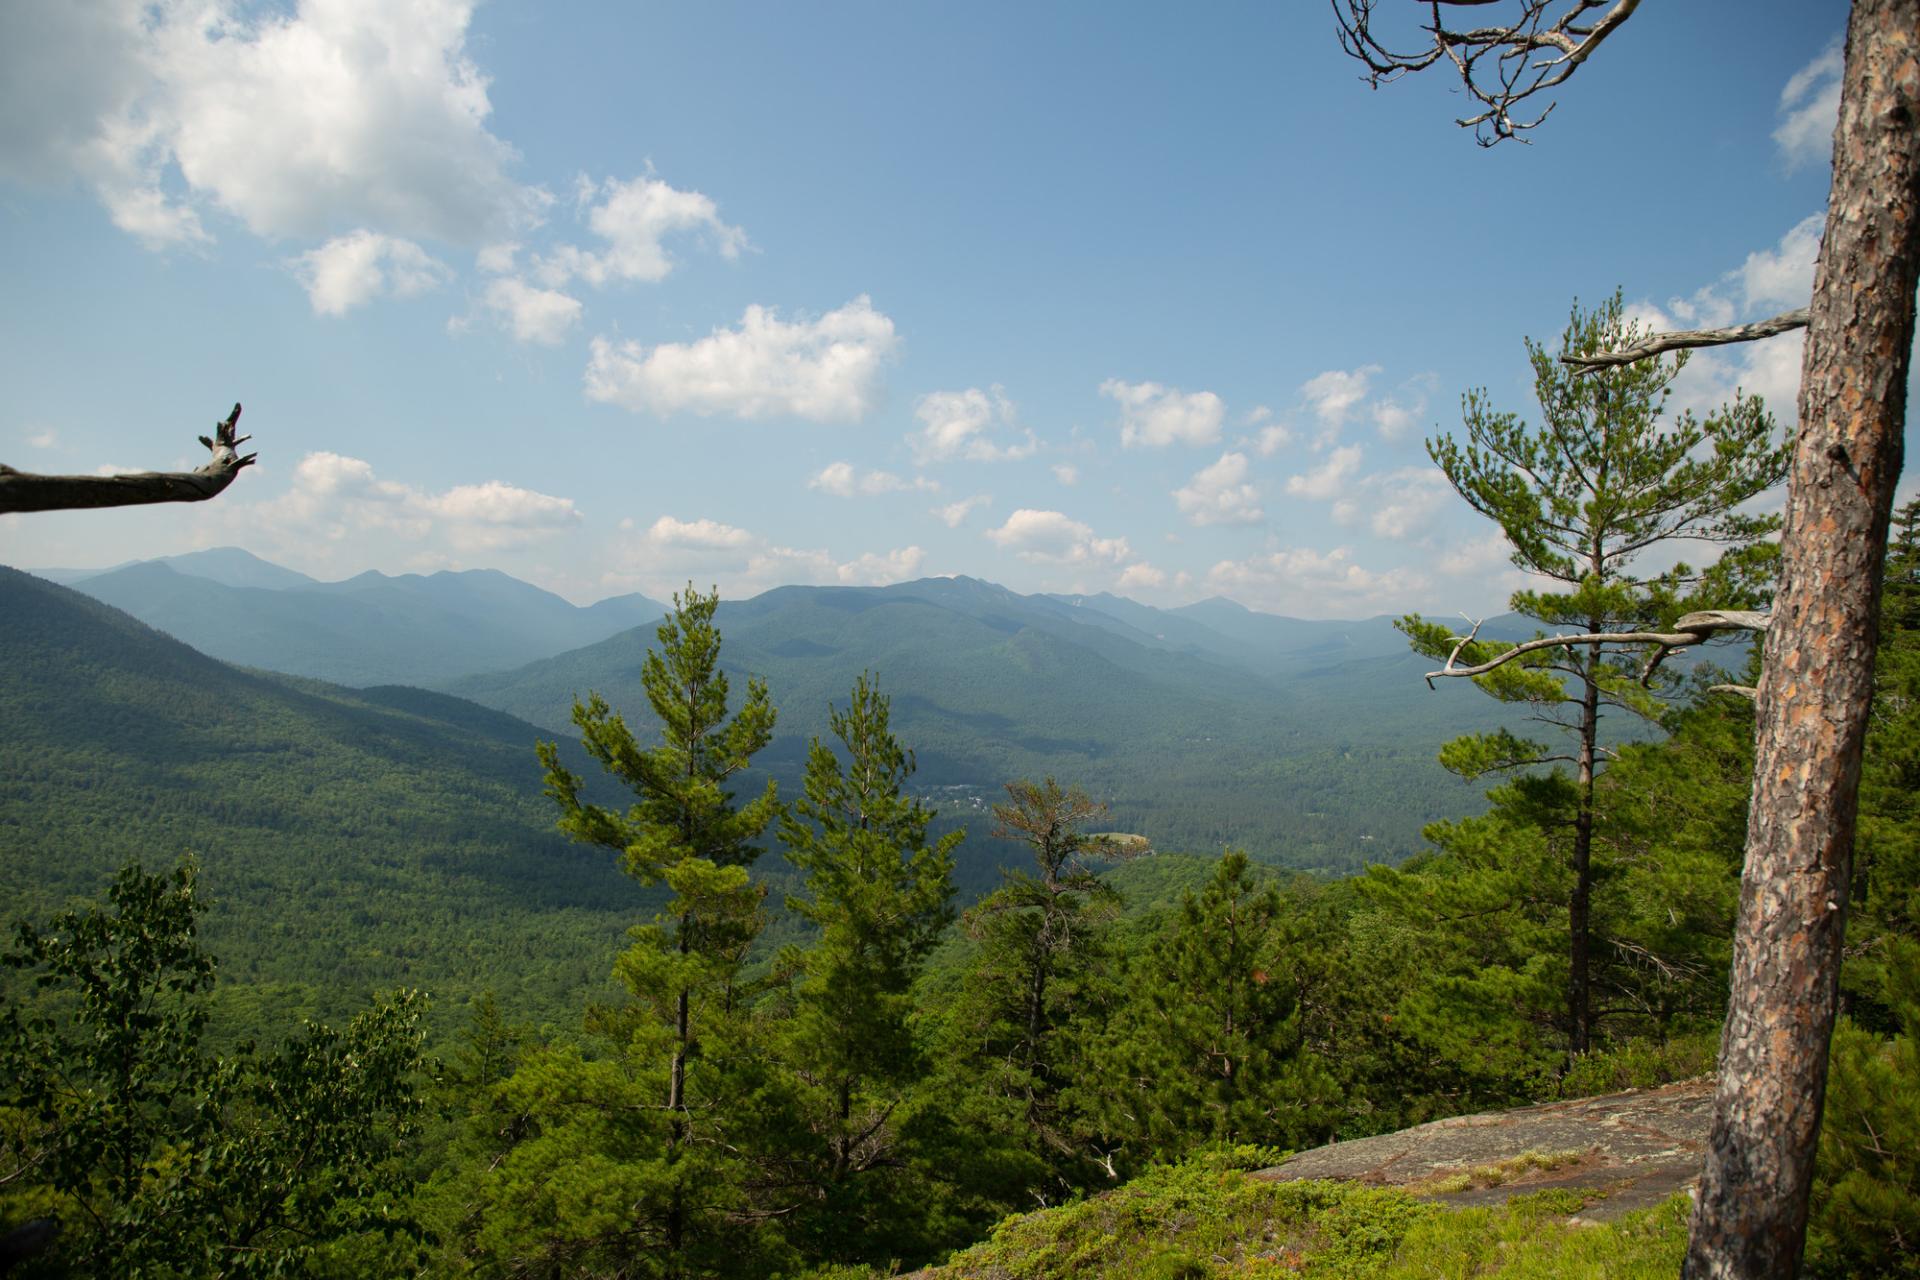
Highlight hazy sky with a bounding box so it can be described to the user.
[0,1,1904,617]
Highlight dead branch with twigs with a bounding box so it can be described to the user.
[0,403,254,515]
[1332,0,1643,144]
[1425,609,1770,691]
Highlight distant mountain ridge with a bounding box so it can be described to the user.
[53,547,666,686]
[16,550,1577,873]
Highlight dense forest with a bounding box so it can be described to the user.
[1,493,1914,1277]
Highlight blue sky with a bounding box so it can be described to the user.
[1,0,1903,618]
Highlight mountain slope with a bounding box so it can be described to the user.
[64,556,666,685]
[0,566,653,1034]
[443,577,1528,875]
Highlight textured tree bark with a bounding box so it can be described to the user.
[0,404,253,514]
[1684,2,1919,1275]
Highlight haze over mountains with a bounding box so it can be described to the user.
[6,549,1672,1026]
[50,547,667,686]
[36,547,1551,870]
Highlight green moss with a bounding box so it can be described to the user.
[925,1153,1690,1280]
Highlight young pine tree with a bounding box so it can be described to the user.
[1081,852,1341,1169]
[772,673,960,1263]
[1400,292,1786,1056]
[527,583,779,1275]
[951,779,1140,1193]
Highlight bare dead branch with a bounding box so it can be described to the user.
[0,403,254,515]
[1561,308,1811,371]
[1424,609,1769,687]
[1332,0,1642,144]
[1708,683,1760,701]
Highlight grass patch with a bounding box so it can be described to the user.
[1402,1147,1594,1196]
[921,1147,1688,1279]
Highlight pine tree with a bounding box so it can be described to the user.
[525,583,779,1276]
[1401,292,1786,1056]
[950,778,1139,1192]
[1082,852,1341,1167]
[772,673,960,1262]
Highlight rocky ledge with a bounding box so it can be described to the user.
[1253,1077,1713,1220]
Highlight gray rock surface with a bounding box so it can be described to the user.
[1254,1077,1713,1220]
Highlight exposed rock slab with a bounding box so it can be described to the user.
[1253,1077,1713,1220]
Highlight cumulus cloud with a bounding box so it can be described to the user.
[1300,365,1380,429]
[1739,213,1825,312]
[585,296,898,422]
[834,545,926,585]
[1628,217,1826,424]
[1284,444,1364,500]
[1207,546,1427,618]
[934,494,992,527]
[1,0,543,250]
[533,174,746,288]
[292,230,450,316]
[26,429,57,449]
[1775,39,1842,171]
[1100,379,1225,448]
[808,462,934,497]
[986,509,1130,564]
[642,515,756,551]
[910,386,1038,463]
[480,276,584,345]
[1173,451,1264,527]
[1117,561,1168,592]
[1051,463,1080,486]
[239,451,579,557]
[609,514,925,595]
[1329,465,1450,541]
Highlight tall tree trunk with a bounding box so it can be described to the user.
[1685,2,1919,1274]
[1570,646,1599,1057]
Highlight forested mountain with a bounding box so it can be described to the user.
[0,565,654,1033]
[60,549,666,685]
[445,575,1544,874]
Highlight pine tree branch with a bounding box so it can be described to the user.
[1561,309,1810,371]
[0,404,254,514]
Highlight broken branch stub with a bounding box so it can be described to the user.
[0,403,255,514]
[1424,610,1769,689]
[1560,309,1811,372]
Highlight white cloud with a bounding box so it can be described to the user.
[1739,213,1824,312]
[292,230,450,316]
[934,494,992,527]
[986,509,1131,564]
[1630,217,1827,425]
[835,545,926,585]
[1329,465,1450,541]
[1300,365,1380,429]
[481,277,583,345]
[585,296,898,422]
[1117,561,1168,591]
[1775,39,1842,171]
[3,0,544,250]
[533,174,746,288]
[1052,463,1080,486]
[1207,546,1427,618]
[1284,444,1364,500]
[1100,379,1225,448]
[809,462,933,497]
[1172,451,1264,526]
[610,516,926,596]
[26,429,57,449]
[235,451,578,558]
[910,386,1038,462]
[1252,422,1293,456]
[642,515,755,551]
